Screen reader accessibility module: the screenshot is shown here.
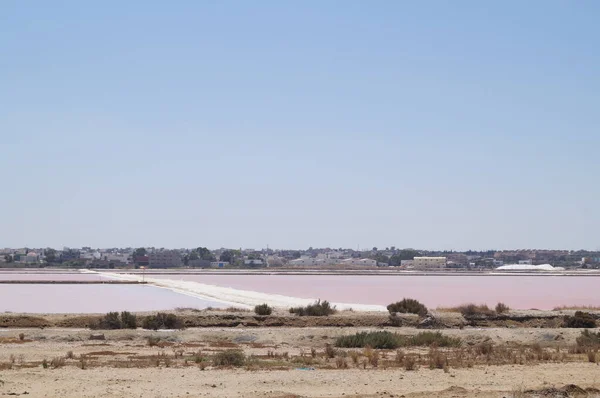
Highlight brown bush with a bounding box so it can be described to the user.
[404,355,417,371]
[387,299,428,317]
[335,356,348,369]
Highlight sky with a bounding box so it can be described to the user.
[1,1,599,251]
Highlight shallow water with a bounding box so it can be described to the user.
[0,284,226,313]
[0,272,105,281]
[150,274,600,310]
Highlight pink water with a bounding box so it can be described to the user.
[0,284,226,313]
[153,274,600,310]
[0,272,105,281]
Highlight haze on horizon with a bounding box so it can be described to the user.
[1,1,598,251]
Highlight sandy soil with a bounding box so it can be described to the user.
[1,326,599,397]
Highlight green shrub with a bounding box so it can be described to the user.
[254,304,273,316]
[120,311,137,329]
[289,300,336,316]
[96,312,122,329]
[93,311,138,329]
[336,331,400,349]
[142,313,185,330]
[335,331,461,349]
[564,311,597,328]
[387,299,428,317]
[212,350,245,367]
[495,302,510,314]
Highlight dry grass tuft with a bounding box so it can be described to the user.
[51,356,66,369]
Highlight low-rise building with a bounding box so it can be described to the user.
[412,256,446,269]
[340,258,377,267]
[149,250,182,268]
[401,259,414,268]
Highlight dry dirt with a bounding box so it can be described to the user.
[0,326,599,397]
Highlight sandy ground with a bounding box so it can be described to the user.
[0,327,599,397]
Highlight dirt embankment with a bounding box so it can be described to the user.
[0,309,596,329]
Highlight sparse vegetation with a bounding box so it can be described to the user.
[335,331,461,349]
[289,300,336,316]
[78,356,87,369]
[120,311,138,329]
[94,311,138,330]
[212,350,246,367]
[563,311,597,328]
[254,304,273,316]
[325,344,337,358]
[142,313,184,330]
[587,350,597,363]
[404,355,418,371]
[576,330,600,347]
[146,336,161,347]
[335,356,348,368]
[336,331,400,349]
[50,356,65,369]
[428,347,448,369]
[553,305,600,311]
[387,298,428,317]
[495,302,510,314]
[456,303,494,317]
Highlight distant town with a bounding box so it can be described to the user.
[1,246,599,270]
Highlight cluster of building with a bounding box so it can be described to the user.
[1,246,598,270]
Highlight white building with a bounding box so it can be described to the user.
[412,257,446,269]
[24,252,40,264]
[340,258,377,267]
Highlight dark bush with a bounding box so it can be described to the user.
[576,330,600,347]
[495,302,510,314]
[212,350,245,367]
[564,311,597,328]
[336,331,400,349]
[335,331,461,349]
[254,304,273,316]
[120,311,137,329]
[409,331,461,347]
[387,298,428,317]
[142,313,185,330]
[289,300,336,316]
[457,303,494,317]
[93,311,138,329]
[96,312,122,329]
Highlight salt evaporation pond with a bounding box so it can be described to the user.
[150,273,600,310]
[0,284,227,313]
[0,272,106,282]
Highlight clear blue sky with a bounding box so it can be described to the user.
[1,1,598,251]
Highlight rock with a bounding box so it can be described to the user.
[418,315,446,329]
[89,334,105,341]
